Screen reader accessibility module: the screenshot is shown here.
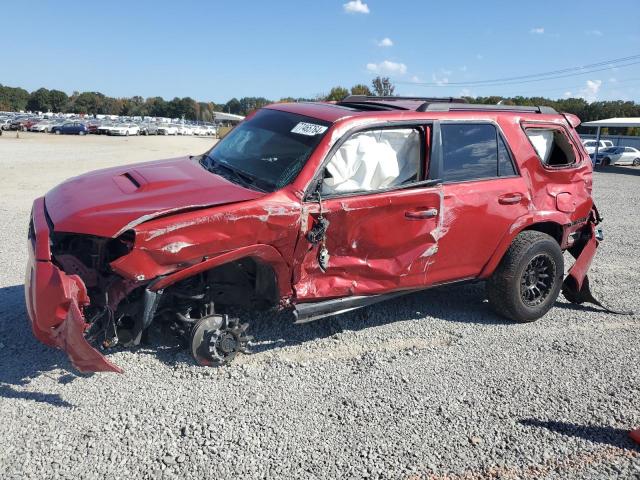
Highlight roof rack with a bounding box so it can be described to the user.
[337,95,469,112]
[341,95,469,104]
[336,96,557,114]
[424,103,557,114]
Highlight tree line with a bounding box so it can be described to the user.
[1,77,639,134]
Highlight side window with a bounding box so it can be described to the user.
[322,128,421,194]
[584,141,595,147]
[441,123,514,182]
[525,128,576,167]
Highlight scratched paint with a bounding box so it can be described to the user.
[26,103,598,372]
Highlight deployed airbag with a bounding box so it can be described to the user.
[322,129,419,194]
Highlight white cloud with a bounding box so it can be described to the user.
[432,73,449,86]
[578,79,602,102]
[366,60,407,75]
[410,75,421,83]
[476,53,484,60]
[530,27,545,34]
[586,30,603,36]
[343,0,369,14]
[564,91,573,98]
[377,37,393,47]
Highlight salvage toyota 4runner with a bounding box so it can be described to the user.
[26,96,603,373]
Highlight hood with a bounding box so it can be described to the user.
[45,156,265,238]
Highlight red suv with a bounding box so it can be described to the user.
[25,96,601,372]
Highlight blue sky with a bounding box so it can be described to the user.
[2,0,639,103]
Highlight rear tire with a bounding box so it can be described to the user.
[633,158,640,167]
[603,157,611,166]
[486,231,564,323]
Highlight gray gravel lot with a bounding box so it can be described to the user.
[0,133,639,479]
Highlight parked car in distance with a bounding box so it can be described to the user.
[30,120,51,132]
[10,117,38,131]
[157,123,178,135]
[51,122,88,135]
[140,123,159,135]
[108,123,140,136]
[46,120,66,133]
[582,139,614,154]
[591,146,640,166]
[26,96,603,373]
[177,124,193,135]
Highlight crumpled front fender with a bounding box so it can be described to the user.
[25,197,123,373]
[26,253,123,373]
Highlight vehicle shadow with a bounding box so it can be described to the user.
[519,418,640,451]
[594,165,640,177]
[1,281,570,376]
[0,284,79,407]
[217,282,511,356]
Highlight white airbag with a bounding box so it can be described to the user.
[322,129,419,194]
[527,130,555,164]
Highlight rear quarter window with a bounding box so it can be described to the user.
[525,127,577,167]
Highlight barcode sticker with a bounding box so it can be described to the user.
[291,122,328,136]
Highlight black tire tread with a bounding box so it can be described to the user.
[487,230,563,323]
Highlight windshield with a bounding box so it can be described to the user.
[201,109,330,192]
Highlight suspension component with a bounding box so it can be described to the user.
[190,314,252,367]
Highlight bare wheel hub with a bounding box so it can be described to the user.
[190,314,251,367]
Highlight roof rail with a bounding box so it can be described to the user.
[341,95,469,104]
[425,103,557,114]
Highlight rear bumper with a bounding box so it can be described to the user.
[25,197,122,373]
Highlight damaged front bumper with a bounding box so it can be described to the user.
[25,198,123,373]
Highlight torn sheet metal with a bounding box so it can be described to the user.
[25,233,122,373]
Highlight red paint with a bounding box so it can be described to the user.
[26,102,597,372]
[25,198,122,373]
[45,157,264,238]
[630,428,640,445]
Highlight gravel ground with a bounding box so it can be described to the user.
[0,133,638,479]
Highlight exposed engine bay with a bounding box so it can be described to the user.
[48,231,274,365]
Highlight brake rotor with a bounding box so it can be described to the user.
[190,314,251,367]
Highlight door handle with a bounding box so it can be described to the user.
[498,193,523,205]
[405,208,438,219]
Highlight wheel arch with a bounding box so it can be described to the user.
[149,244,292,302]
[480,215,566,279]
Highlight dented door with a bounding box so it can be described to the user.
[293,186,443,301]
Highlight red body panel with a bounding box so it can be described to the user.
[25,102,598,372]
[25,198,122,373]
[45,157,264,238]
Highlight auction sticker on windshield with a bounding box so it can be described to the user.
[291,122,328,136]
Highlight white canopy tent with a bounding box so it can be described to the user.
[213,111,245,123]
[581,117,640,164]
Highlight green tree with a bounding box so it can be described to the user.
[224,98,242,115]
[371,76,395,96]
[0,84,30,111]
[325,86,349,101]
[350,84,372,96]
[26,88,52,112]
[49,90,69,112]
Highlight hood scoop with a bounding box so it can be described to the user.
[114,165,193,193]
[45,156,266,238]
